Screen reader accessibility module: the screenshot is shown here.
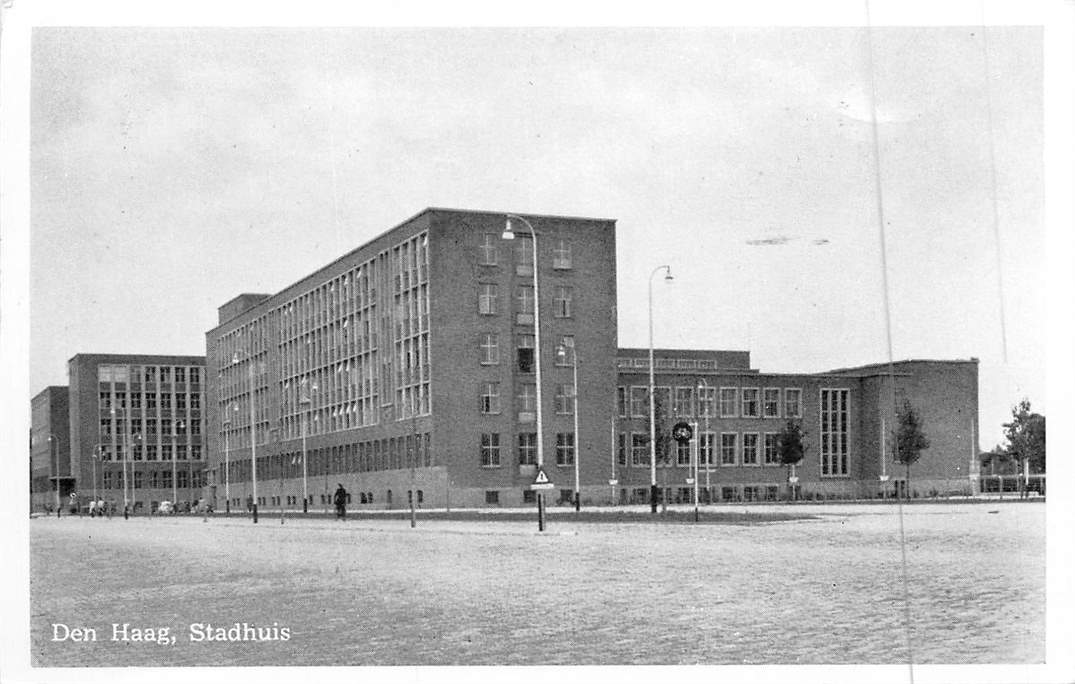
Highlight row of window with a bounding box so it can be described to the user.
[616,431,782,467]
[101,469,206,489]
[221,433,433,483]
[97,444,202,461]
[477,233,573,270]
[479,432,575,467]
[97,365,202,385]
[478,382,577,415]
[100,392,202,411]
[477,283,574,318]
[100,418,202,437]
[617,386,803,419]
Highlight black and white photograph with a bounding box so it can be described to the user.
[2,2,1072,683]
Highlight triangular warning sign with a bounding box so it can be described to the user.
[533,469,550,485]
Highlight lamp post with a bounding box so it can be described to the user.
[234,351,258,523]
[91,445,100,507]
[111,406,129,518]
[697,377,711,503]
[503,213,546,532]
[648,265,673,514]
[299,380,316,514]
[557,339,581,512]
[48,434,60,518]
[223,403,236,514]
[171,420,183,507]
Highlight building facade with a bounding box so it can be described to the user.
[612,352,980,503]
[30,386,71,513]
[204,208,618,511]
[68,354,207,513]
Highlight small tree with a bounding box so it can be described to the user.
[776,420,807,500]
[1003,399,1046,497]
[891,400,930,498]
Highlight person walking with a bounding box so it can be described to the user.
[333,484,348,520]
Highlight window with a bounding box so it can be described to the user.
[743,485,760,502]
[617,387,627,417]
[763,389,780,418]
[554,384,575,415]
[676,440,691,466]
[100,419,112,436]
[146,418,158,437]
[144,366,157,383]
[190,393,200,410]
[479,333,499,365]
[553,238,572,269]
[522,490,536,504]
[721,433,738,466]
[764,433,780,465]
[674,387,694,417]
[191,445,202,461]
[553,286,573,318]
[630,386,648,418]
[820,388,850,476]
[478,283,498,315]
[719,388,738,417]
[631,433,650,466]
[516,383,536,416]
[150,471,160,488]
[190,368,201,384]
[130,393,141,409]
[116,392,127,409]
[478,233,498,265]
[480,433,501,467]
[160,367,171,383]
[479,382,501,414]
[485,490,500,505]
[177,446,188,461]
[516,334,535,373]
[697,387,715,417]
[176,394,187,411]
[742,433,760,465]
[742,388,760,417]
[785,388,803,418]
[518,433,536,465]
[516,285,535,322]
[175,367,186,383]
[99,392,112,409]
[146,445,158,461]
[146,393,157,410]
[177,471,189,489]
[555,433,575,466]
[700,432,715,466]
[617,433,627,466]
[133,471,144,489]
[514,236,534,275]
[162,445,172,461]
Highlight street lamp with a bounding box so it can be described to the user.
[299,380,317,514]
[223,403,236,514]
[697,377,711,504]
[110,406,130,518]
[48,433,60,518]
[503,214,547,532]
[648,265,673,514]
[234,350,259,523]
[556,339,581,512]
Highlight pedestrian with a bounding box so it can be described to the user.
[333,483,348,520]
[246,494,253,513]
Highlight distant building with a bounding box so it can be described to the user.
[67,354,207,513]
[202,207,980,510]
[30,386,71,513]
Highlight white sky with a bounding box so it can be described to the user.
[21,15,1049,451]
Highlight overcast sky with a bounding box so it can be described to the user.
[29,24,1044,447]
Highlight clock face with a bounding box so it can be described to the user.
[672,422,693,443]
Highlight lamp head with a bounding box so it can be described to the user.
[502,218,516,240]
[232,352,240,364]
[663,266,674,282]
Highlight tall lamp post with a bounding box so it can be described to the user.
[223,403,236,514]
[503,214,547,532]
[299,380,316,514]
[557,339,581,512]
[648,265,673,514]
[697,377,711,503]
[234,351,259,523]
[48,434,60,518]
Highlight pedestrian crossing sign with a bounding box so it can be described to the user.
[531,468,554,490]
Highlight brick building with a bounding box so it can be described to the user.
[30,386,71,513]
[203,207,979,510]
[67,354,207,513]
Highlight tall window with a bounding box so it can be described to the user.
[478,233,498,265]
[820,388,850,476]
[479,382,501,414]
[784,388,803,418]
[630,386,648,417]
[514,237,534,275]
[517,433,536,465]
[478,283,498,315]
[555,383,575,415]
[516,383,536,415]
[719,388,738,417]
[697,387,715,417]
[553,286,573,318]
[479,333,499,365]
[617,433,627,466]
[555,433,575,466]
[763,389,780,418]
[763,433,779,465]
[516,285,535,317]
[700,432,715,466]
[674,387,694,417]
[175,367,186,383]
[742,433,759,465]
[190,368,201,384]
[480,433,501,467]
[741,388,760,417]
[720,433,738,465]
[516,334,535,373]
[676,441,691,466]
[617,387,627,417]
[553,238,572,269]
[631,433,649,466]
